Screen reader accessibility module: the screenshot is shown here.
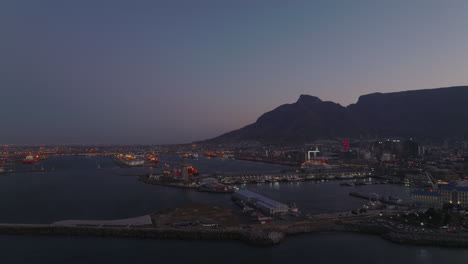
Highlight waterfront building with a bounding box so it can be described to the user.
[232,190,289,215]
[410,190,442,208]
[439,185,468,207]
[411,184,468,209]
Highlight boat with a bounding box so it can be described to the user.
[243,206,254,213]
[198,182,235,193]
[257,215,272,224]
[22,155,40,164]
[288,202,299,213]
[221,178,234,184]
[362,200,385,210]
[385,196,403,204]
[266,177,280,183]
[284,175,302,182]
[289,175,303,182]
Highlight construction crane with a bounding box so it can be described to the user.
[425,171,438,189]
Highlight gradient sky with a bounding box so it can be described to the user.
[2,0,468,144]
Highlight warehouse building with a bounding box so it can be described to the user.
[232,190,289,215]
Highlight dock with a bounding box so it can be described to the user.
[349,192,408,206]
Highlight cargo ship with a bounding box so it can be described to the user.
[22,155,40,164]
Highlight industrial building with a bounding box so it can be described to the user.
[232,190,289,215]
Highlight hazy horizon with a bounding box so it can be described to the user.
[2,0,468,144]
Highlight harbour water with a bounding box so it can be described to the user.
[1,156,468,263]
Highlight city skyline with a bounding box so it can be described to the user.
[2,2,468,260]
[2,0,468,144]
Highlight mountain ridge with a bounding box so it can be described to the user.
[202,86,468,143]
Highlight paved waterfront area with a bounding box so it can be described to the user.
[52,215,152,227]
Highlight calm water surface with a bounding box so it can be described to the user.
[1,156,467,263]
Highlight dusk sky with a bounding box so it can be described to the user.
[2,0,468,144]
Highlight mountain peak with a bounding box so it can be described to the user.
[296,94,322,104]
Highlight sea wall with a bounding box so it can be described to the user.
[4,221,468,248]
[337,221,468,248]
[0,224,284,246]
[336,221,391,235]
[382,232,468,248]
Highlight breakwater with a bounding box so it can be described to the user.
[0,224,284,246]
[3,217,468,248]
[338,220,468,249]
[383,231,468,248]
